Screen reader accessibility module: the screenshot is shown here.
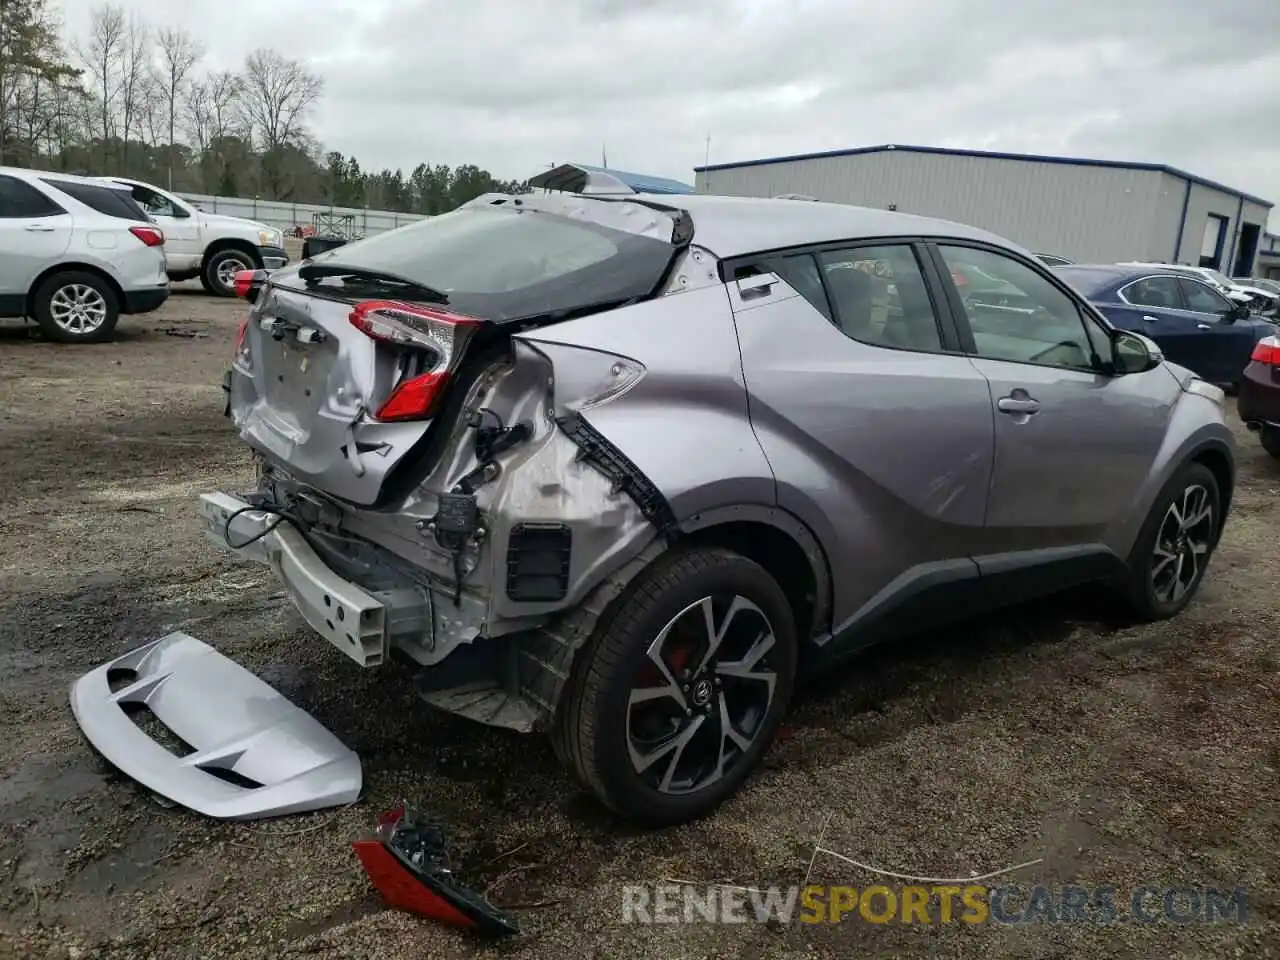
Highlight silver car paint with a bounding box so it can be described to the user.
[212,192,1235,724]
[70,632,362,819]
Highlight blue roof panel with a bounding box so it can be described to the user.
[572,162,694,195]
[693,143,1272,208]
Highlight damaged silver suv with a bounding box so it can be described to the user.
[206,188,1234,825]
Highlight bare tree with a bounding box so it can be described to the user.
[117,10,149,168]
[184,68,241,151]
[154,25,202,187]
[79,3,124,160]
[238,48,321,151]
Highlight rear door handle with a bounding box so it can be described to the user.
[1196,323,1212,330]
[24,223,54,232]
[997,395,1040,415]
[1141,315,1160,324]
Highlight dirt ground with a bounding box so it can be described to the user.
[1,285,1278,960]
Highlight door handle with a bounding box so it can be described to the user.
[1196,323,1212,330]
[1141,315,1160,324]
[997,395,1040,415]
[24,223,54,232]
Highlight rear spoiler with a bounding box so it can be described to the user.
[528,164,636,196]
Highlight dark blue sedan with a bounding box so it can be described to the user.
[1053,264,1277,387]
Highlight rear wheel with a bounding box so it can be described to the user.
[1260,427,1280,459]
[32,271,119,343]
[553,546,797,826]
[203,248,256,297]
[1120,462,1220,622]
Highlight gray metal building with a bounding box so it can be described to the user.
[693,144,1273,276]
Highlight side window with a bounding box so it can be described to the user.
[816,244,943,351]
[1179,278,1232,316]
[939,244,1097,370]
[0,175,63,218]
[131,184,174,217]
[1122,276,1182,310]
[736,253,832,322]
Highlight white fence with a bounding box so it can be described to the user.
[175,192,428,236]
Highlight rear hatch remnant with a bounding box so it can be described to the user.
[229,192,692,508]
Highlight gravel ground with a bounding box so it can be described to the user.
[1,285,1278,960]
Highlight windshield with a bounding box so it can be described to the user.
[288,202,681,323]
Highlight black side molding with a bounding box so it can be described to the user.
[555,412,679,544]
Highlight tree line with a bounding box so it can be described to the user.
[0,0,528,214]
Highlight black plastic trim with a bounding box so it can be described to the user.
[555,411,679,544]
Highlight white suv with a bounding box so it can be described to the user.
[101,177,288,298]
[0,167,170,343]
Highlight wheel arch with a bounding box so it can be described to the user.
[1187,438,1234,545]
[679,505,833,645]
[202,237,263,269]
[25,262,123,317]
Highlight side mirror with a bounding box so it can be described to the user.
[1112,330,1162,374]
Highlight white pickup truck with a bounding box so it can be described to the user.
[100,177,289,297]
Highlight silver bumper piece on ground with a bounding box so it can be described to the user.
[70,632,362,820]
[198,492,433,668]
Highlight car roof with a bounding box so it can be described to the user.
[0,165,130,189]
[630,192,1022,259]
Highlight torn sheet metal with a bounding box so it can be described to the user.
[352,806,519,936]
[70,632,362,820]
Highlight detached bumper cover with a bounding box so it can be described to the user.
[70,632,362,820]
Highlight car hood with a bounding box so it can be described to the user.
[200,211,275,235]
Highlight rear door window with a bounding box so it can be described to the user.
[0,175,63,218]
[40,179,150,222]
[817,245,944,352]
[1120,276,1183,309]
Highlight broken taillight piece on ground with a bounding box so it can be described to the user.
[352,806,519,937]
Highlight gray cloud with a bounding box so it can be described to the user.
[59,0,1280,227]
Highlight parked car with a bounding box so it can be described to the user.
[1035,253,1073,267]
[1119,262,1278,315]
[172,193,1235,826]
[1237,334,1280,457]
[0,166,169,342]
[99,176,288,297]
[1053,264,1277,388]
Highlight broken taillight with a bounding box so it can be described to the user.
[349,300,482,421]
[233,269,269,303]
[233,317,251,368]
[129,225,164,247]
[1251,335,1280,365]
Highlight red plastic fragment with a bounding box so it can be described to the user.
[351,839,478,928]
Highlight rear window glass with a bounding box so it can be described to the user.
[296,203,679,323]
[41,179,150,222]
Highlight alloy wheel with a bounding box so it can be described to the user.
[1151,483,1214,604]
[625,594,778,795]
[216,256,249,290]
[49,284,108,335]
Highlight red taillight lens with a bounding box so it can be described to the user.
[1251,336,1280,365]
[349,300,481,422]
[129,225,164,247]
[233,269,269,302]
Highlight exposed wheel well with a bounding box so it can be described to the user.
[203,239,262,269]
[684,521,819,642]
[1191,447,1233,543]
[25,263,123,318]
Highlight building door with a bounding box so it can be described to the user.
[1234,222,1261,278]
[1199,214,1228,269]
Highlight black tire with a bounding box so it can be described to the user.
[1261,427,1280,459]
[31,270,119,343]
[203,248,256,298]
[553,546,797,826]
[1120,462,1221,622]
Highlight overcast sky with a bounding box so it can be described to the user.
[59,0,1280,229]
